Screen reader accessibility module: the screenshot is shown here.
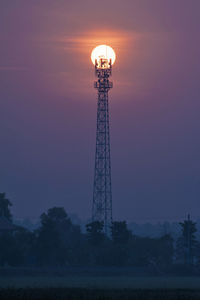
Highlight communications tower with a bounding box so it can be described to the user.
[91,45,115,235]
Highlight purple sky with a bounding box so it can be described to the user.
[0,0,200,222]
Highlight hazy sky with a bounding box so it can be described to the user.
[0,0,200,222]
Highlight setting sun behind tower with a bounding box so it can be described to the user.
[91,45,116,66]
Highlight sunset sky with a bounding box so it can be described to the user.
[0,0,200,222]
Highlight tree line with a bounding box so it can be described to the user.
[0,193,200,271]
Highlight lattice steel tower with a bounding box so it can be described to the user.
[92,57,113,235]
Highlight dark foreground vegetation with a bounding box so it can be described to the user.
[0,288,200,300]
[0,193,200,274]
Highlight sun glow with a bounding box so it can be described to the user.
[91,45,116,66]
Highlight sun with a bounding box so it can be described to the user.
[91,45,116,66]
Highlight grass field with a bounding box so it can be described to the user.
[0,288,200,300]
[0,276,200,289]
[1,277,200,299]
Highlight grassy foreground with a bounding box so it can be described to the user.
[0,288,200,300]
[0,276,200,289]
[1,277,200,299]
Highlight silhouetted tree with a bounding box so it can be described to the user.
[127,234,174,270]
[0,233,22,266]
[176,215,197,265]
[85,221,107,265]
[158,234,174,266]
[104,221,131,266]
[0,193,12,221]
[86,221,105,246]
[14,227,36,266]
[128,236,152,267]
[35,207,74,266]
[111,221,131,244]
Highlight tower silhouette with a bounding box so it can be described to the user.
[92,57,113,235]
